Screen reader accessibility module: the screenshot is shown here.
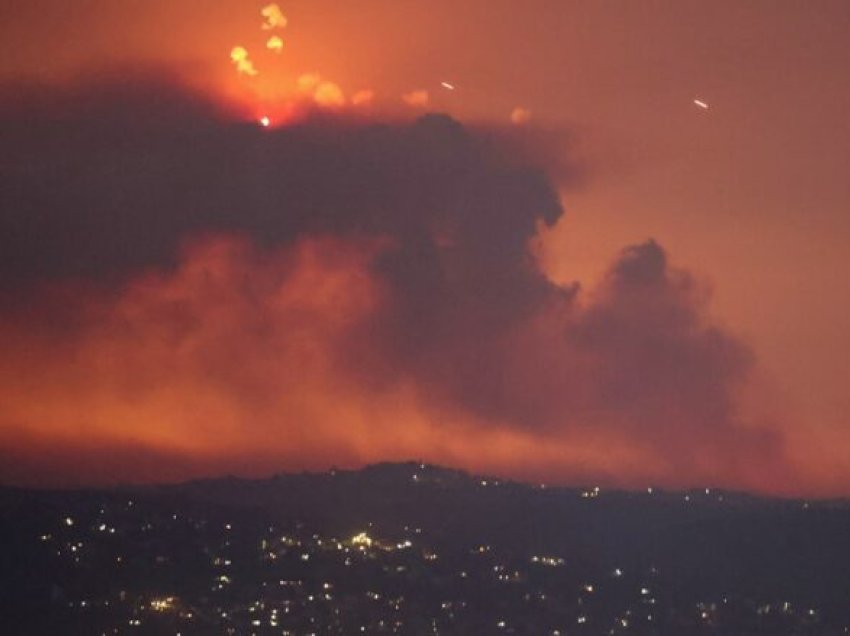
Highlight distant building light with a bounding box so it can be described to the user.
[351,532,373,547]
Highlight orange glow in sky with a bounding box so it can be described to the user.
[2,1,850,495]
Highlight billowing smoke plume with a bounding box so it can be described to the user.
[0,75,791,490]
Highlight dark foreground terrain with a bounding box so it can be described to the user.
[2,462,849,635]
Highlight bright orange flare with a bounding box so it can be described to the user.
[260,3,287,30]
[510,107,531,125]
[230,46,258,76]
[266,35,283,53]
[297,72,322,93]
[314,81,345,107]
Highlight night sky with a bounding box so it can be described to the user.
[1,1,849,495]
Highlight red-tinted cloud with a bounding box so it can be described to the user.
[0,76,795,493]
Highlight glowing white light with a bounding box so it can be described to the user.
[441,81,456,90]
[694,99,709,109]
[259,116,271,127]
[351,532,373,547]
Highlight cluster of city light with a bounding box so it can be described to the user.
[38,505,839,635]
[350,531,373,547]
[530,555,565,567]
[149,597,175,612]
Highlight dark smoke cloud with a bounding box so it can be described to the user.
[567,241,775,471]
[0,75,789,487]
[0,75,569,286]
